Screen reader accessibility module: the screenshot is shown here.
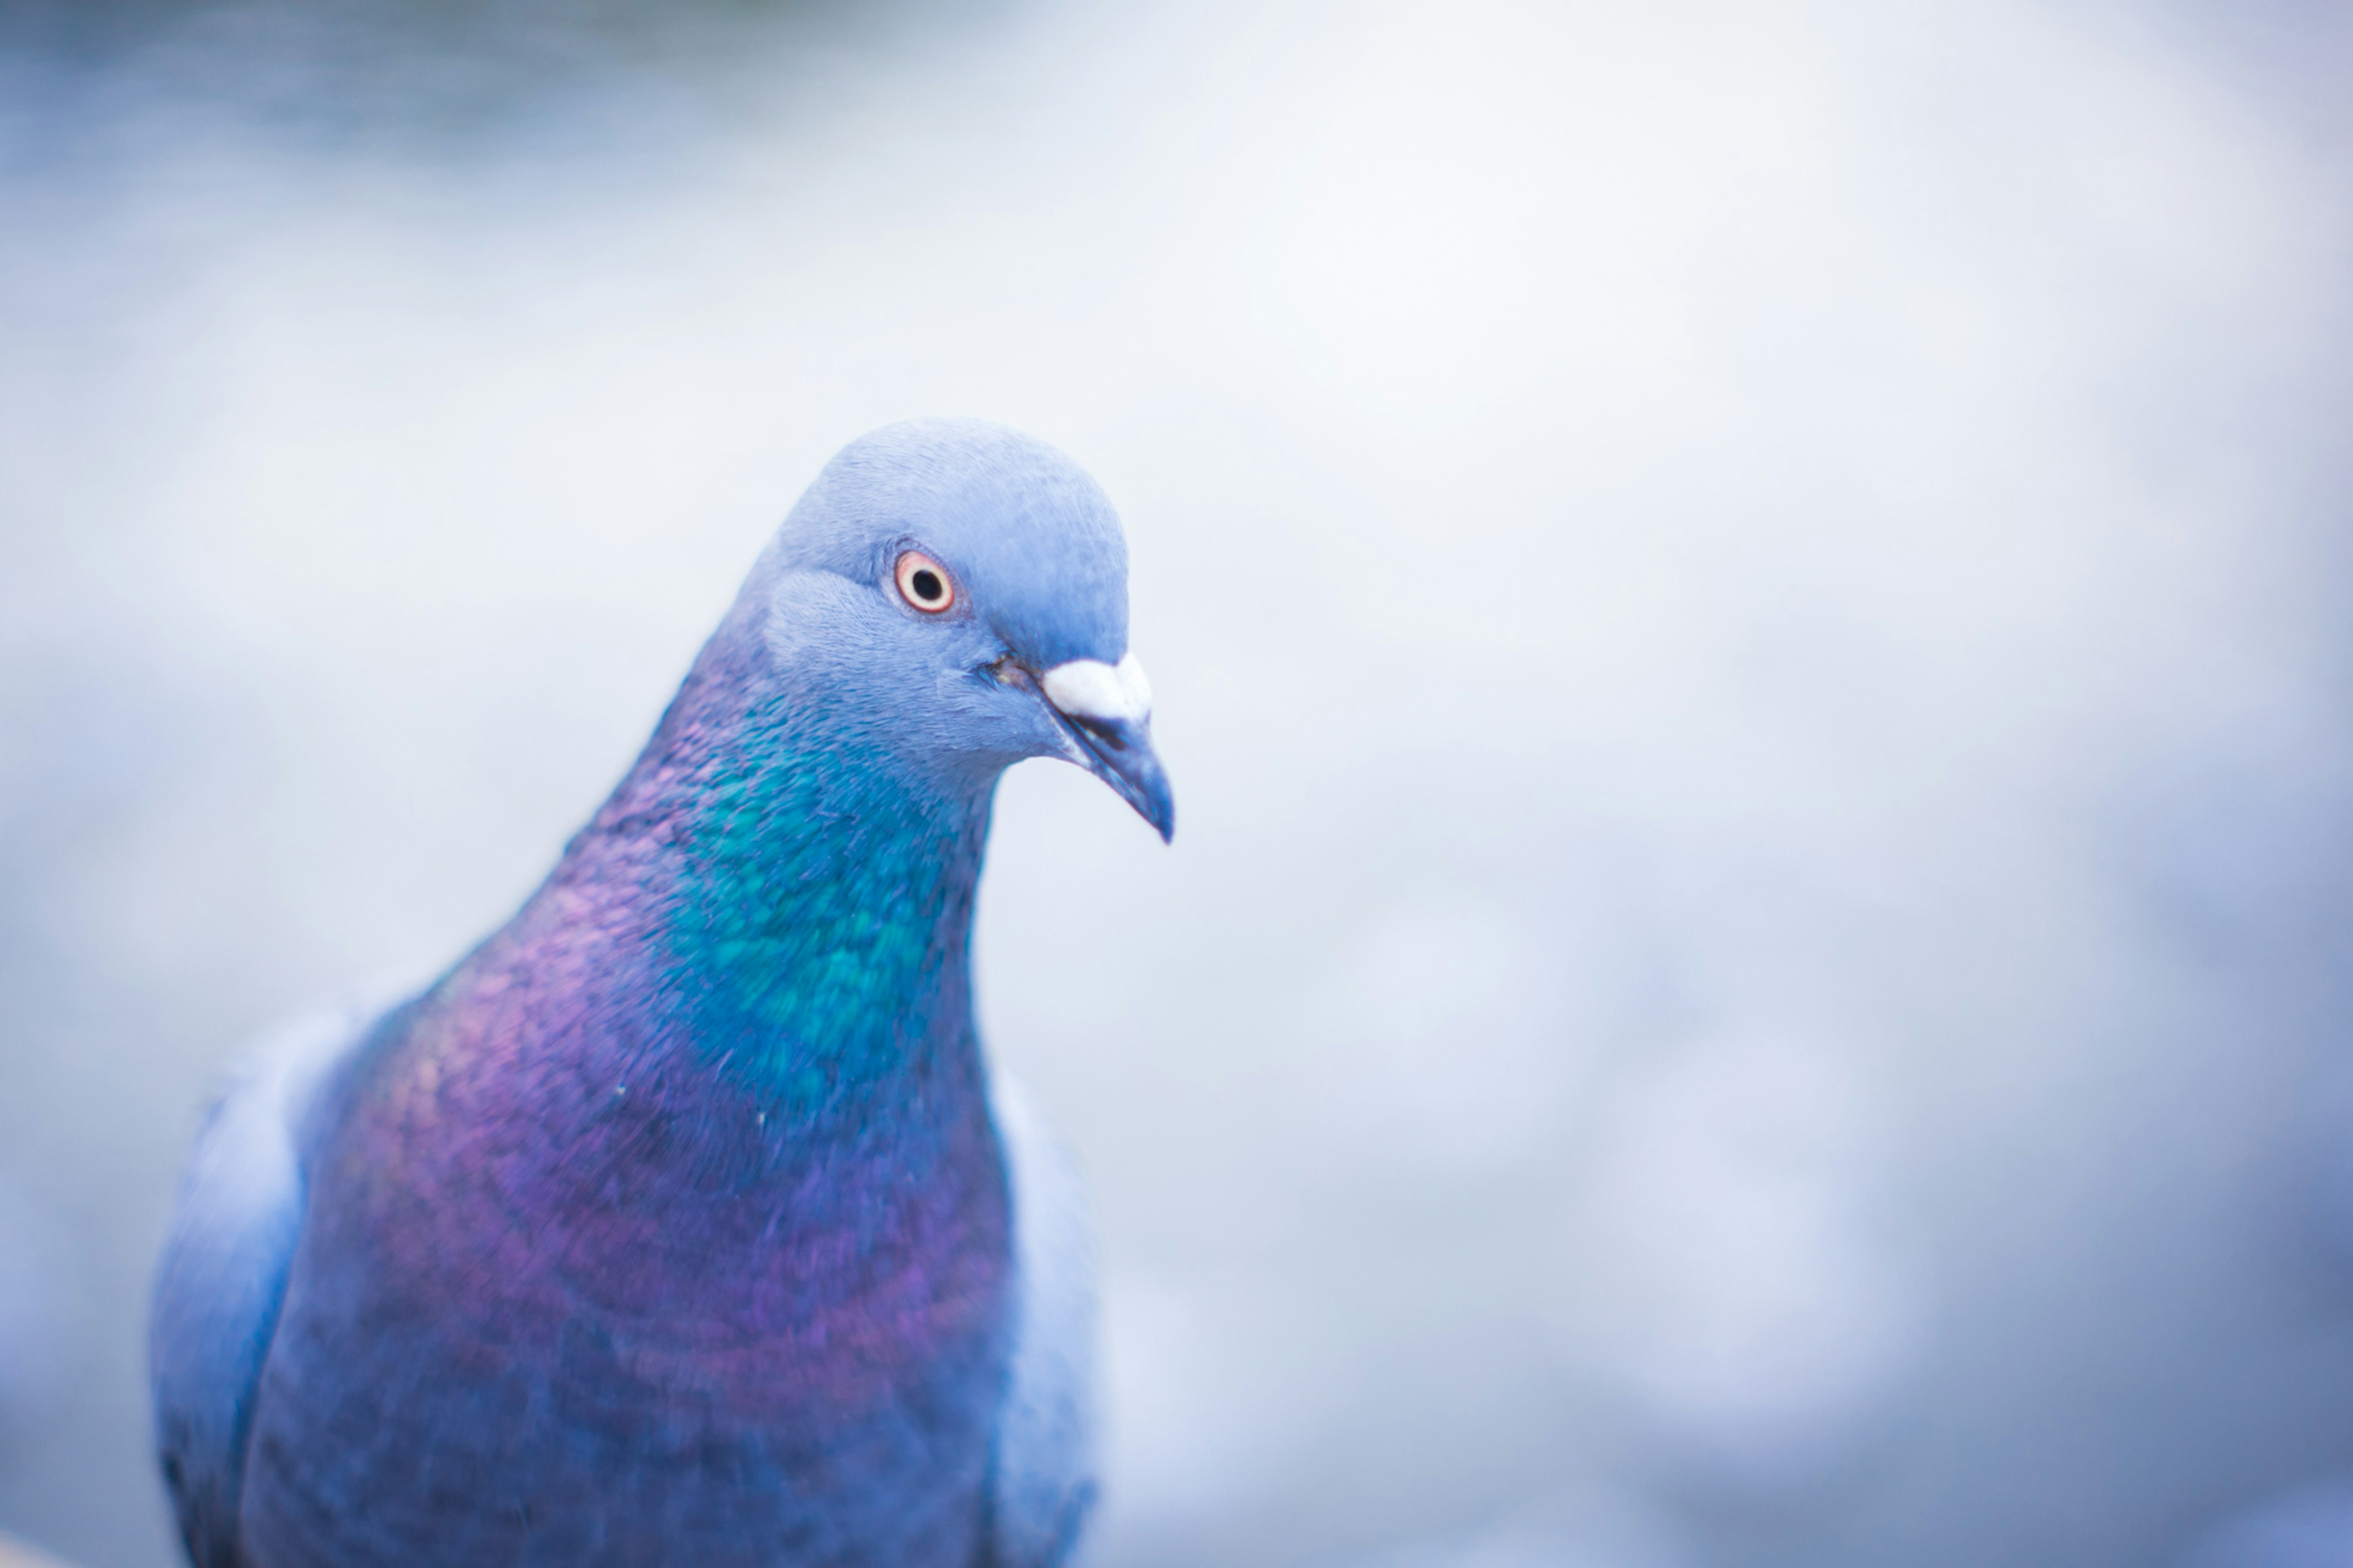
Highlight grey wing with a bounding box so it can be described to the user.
[149,996,386,1568]
[985,1074,1101,1568]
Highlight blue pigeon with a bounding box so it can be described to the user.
[149,419,1171,1568]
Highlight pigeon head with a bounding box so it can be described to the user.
[733,417,1173,841]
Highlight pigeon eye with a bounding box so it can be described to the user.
[894,551,956,614]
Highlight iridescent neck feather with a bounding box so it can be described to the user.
[488,619,996,1119]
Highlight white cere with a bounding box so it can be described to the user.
[1042,654,1153,724]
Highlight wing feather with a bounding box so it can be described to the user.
[985,1073,1101,1568]
[148,996,387,1568]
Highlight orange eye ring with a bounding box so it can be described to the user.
[894,550,955,614]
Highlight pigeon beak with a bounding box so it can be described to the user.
[1039,654,1175,843]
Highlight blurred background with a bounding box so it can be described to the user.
[4,0,2352,1564]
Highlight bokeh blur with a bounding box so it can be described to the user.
[5,1,2353,1564]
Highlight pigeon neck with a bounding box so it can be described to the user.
[541,635,995,1116]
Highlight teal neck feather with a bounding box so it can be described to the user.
[540,639,995,1118]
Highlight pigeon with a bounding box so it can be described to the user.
[149,419,1171,1568]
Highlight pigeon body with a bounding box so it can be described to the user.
[150,420,1168,1568]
